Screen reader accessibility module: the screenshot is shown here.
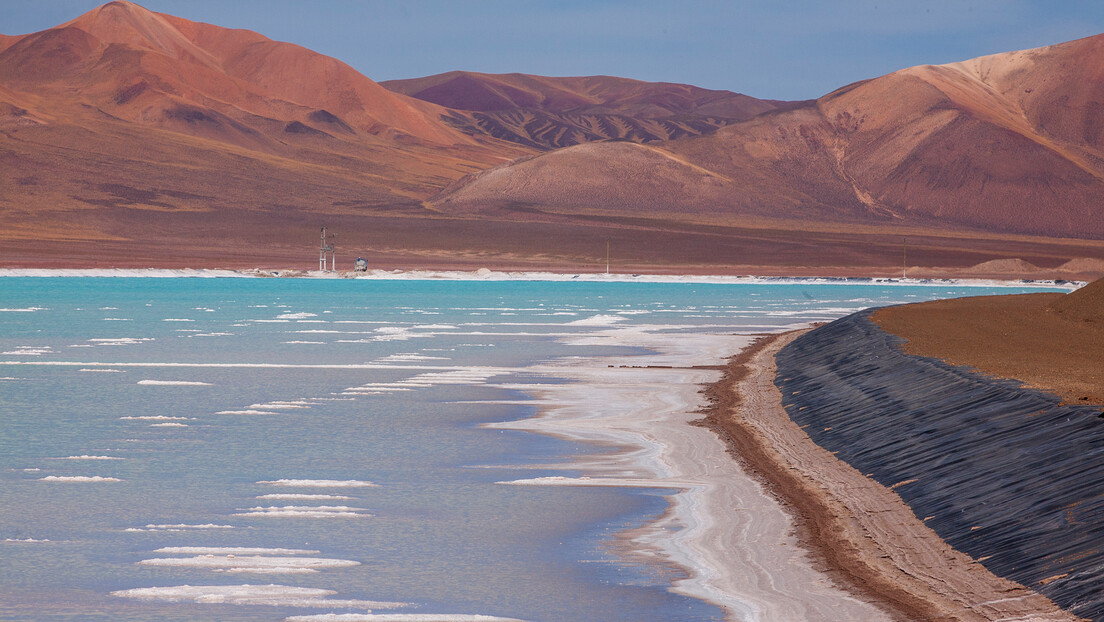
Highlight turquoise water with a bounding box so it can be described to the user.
[0,277,1060,621]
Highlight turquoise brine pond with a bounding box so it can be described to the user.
[0,277,1061,621]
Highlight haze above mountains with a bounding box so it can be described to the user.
[2,1,1102,272]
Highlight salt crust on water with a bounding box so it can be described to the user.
[139,555,359,573]
[120,415,193,420]
[256,494,355,500]
[109,584,407,609]
[285,615,528,622]
[217,409,282,415]
[259,479,377,488]
[125,524,234,532]
[39,475,122,482]
[0,268,1079,290]
[155,547,318,555]
[233,505,371,518]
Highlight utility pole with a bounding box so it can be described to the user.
[606,237,610,275]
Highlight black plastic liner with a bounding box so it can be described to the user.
[775,309,1104,620]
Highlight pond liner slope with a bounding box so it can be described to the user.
[775,309,1104,621]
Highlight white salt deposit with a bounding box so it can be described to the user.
[57,455,124,460]
[39,475,122,482]
[79,368,123,372]
[137,380,212,386]
[216,410,281,415]
[109,584,407,609]
[566,314,627,326]
[138,555,359,572]
[154,546,318,555]
[232,506,372,518]
[286,615,528,622]
[258,479,377,488]
[124,523,234,532]
[2,346,52,356]
[150,422,188,427]
[120,415,193,420]
[256,494,355,500]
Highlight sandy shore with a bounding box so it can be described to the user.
[703,331,1078,621]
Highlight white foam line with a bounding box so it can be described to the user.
[232,506,372,518]
[55,455,124,461]
[0,362,520,373]
[120,415,193,420]
[0,269,1077,288]
[286,615,529,622]
[137,380,212,386]
[256,494,355,501]
[124,523,235,532]
[139,555,359,572]
[39,475,122,482]
[216,410,282,415]
[150,422,188,427]
[258,479,377,488]
[3,537,51,543]
[497,476,688,488]
[153,547,318,555]
[79,368,124,372]
[109,584,407,609]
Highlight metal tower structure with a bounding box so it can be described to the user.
[319,227,336,271]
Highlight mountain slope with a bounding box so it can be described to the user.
[0,1,536,256]
[432,36,1104,239]
[383,71,798,149]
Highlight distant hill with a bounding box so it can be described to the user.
[0,1,530,225]
[383,71,801,149]
[432,35,1104,240]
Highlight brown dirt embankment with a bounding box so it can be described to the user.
[700,331,1077,622]
[872,278,1104,405]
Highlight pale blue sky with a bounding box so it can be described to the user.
[4,1,1104,100]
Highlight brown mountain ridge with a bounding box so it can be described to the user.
[382,71,802,149]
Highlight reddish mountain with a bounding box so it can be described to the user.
[0,1,531,238]
[433,36,1104,240]
[383,71,798,149]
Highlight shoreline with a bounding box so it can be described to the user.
[702,330,1077,621]
[0,267,1081,288]
[491,326,893,620]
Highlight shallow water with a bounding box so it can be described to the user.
[0,277,1061,621]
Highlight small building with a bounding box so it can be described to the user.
[354,257,368,272]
